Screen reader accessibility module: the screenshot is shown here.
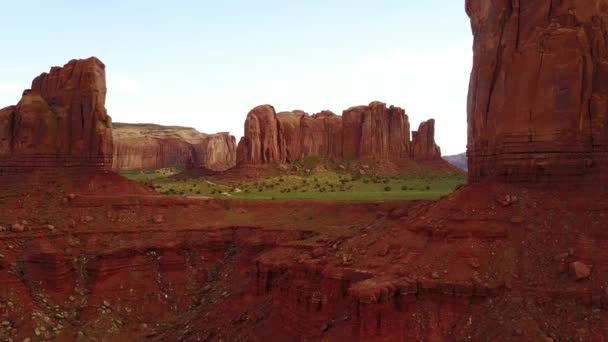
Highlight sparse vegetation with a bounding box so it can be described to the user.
[120,169,466,201]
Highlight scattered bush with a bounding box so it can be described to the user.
[384,186,392,192]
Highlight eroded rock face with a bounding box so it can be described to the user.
[466,0,608,182]
[412,120,441,160]
[237,105,281,165]
[0,57,113,170]
[236,101,440,166]
[112,123,236,171]
[343,102,411,160]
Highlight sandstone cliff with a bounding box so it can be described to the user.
[0,57,113,170]
[112,123,236,171]
[466,0,608,182]
[411,119,441,161]
[236,101,441,166]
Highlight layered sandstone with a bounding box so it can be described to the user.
[236,101,441,166]
[0,57,113,170]
[112,123,236,171]
[411,119,441,160]
[466,0,608,182]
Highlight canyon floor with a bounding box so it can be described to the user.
[0,170,607,341]
[120,158,465,201]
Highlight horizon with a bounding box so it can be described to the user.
[0,0,472,155]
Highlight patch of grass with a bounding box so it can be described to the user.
[119,167,184,182]
[121,168,466,201]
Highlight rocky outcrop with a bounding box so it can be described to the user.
[236,105,281,165]
[343,102,411,160]
[466,0,608,182]
[411,119,441,160]
[112,123,236,171]
[0,57,113,170]
[236,101,440,166]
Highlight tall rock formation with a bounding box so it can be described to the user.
[412,120,441,160]
[466,0,608,182]
[236,105,281,165]
[112,123,236,171]
[236,101,442,166]
[0,57,113,170]
[343,102,411,160]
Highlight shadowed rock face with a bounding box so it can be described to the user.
[112,123,236,171]
[466,0,608,182]
[236,102,440,165]
[0,57,113,170]
[412,119,441,161]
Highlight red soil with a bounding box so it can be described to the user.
[0,171,607,340]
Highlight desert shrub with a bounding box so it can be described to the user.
[401,185,408,191]
[384,186,392,192]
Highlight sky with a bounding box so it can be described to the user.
[0,0,472,155]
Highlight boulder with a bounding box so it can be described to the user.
[11,224,25,232]
[571,261,592,281]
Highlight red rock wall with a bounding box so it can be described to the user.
[412,119,441,160]
[0,57,113,170]
[113,136,195,170]
[191,133,237,171]
[237,102,440,166]
[112,124,236,171]
[237,105,282,165]
[466,0,608,182]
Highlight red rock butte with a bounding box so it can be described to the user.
[467,0,608,182]
[112,123,236,171]
[0,57,113,171]
[236,101,442,166]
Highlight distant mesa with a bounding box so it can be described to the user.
[112,123,236,171]
[443,152,467,171]
[236,101,447,169]
[0,57,113,171]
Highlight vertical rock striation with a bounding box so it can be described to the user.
[236,101,441,166]
[112,123,236,171]
[412,119,441,161]
[466,0,608,182]
[0,57,113,170]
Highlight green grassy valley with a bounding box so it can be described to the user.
[120,168,466,201]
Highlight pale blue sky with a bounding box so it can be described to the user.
[0,0,472,155]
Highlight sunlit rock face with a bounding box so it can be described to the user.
[112,123,236,171]
[466,0,608,182]
[236,101,441,165]
[0,57,113,170]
